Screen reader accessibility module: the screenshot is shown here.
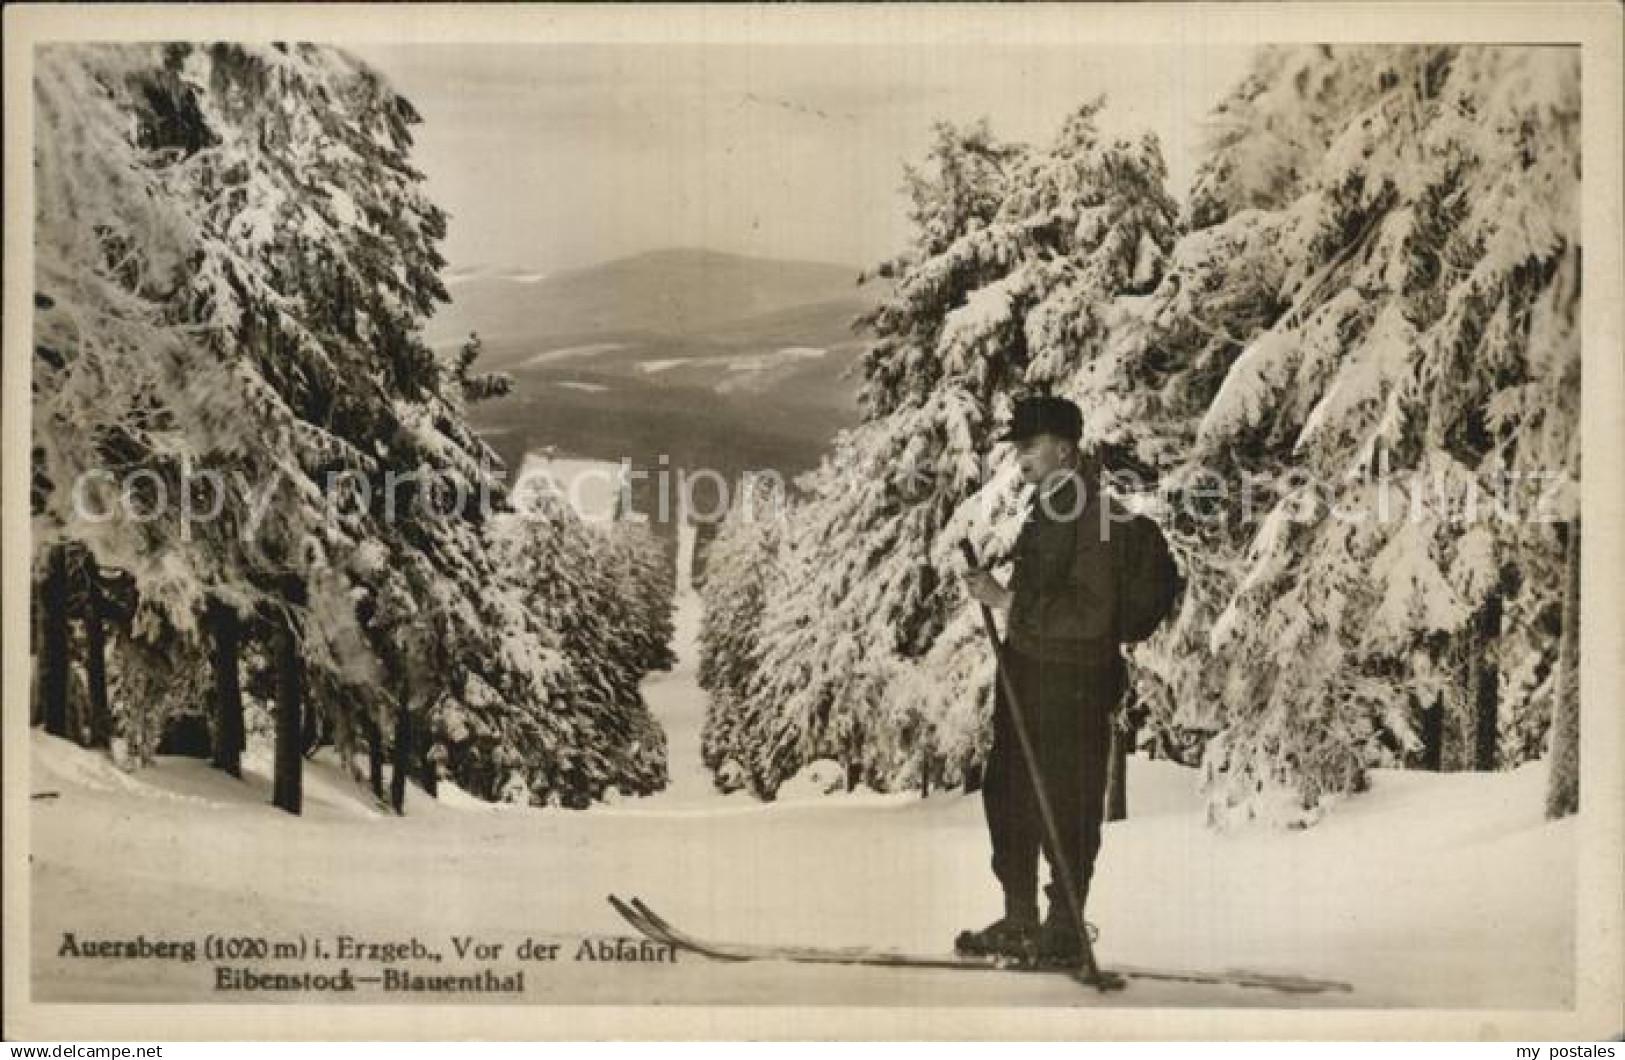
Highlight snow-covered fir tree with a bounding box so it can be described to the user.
[483,475,671,806]
[601,519,679,679]
[699,105,1179,796]
[33,43,673,812]
[697,475,791,792]
[1116,45,1580,825]
[698,50,1578,826]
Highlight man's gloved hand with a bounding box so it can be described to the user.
[964,568,1013,611]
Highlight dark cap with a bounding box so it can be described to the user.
[997,395,1082,444]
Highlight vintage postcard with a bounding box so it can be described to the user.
[4,2,1621,1042]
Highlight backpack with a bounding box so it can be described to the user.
[1112,513,1184,644]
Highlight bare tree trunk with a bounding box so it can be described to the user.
[207,600,243,777]
[1472,591,1503,770]
[1420,692,1444,772]
[39,546,70,739]
[1546,518,1580,819]
[301,697,323,755]
[842,723,865,793]
[31,587,45,729]
[272,596,304,816]
[389,703,411,815]
[82,561,111,749]
[365,716,385,798]
[418,722,439,798]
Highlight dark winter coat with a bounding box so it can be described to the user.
[1005,469,1124,663]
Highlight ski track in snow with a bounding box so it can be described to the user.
[27,512,1577,1008]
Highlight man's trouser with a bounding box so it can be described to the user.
[982,639,1123,921]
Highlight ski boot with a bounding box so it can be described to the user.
[1036,888,1101,969]
[954,913,1040,966]
[1035,917,1102,968]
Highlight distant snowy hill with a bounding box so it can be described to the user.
[428,247,876,368]
[445,249,886,497]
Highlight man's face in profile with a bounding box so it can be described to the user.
[1013,433,1075,489]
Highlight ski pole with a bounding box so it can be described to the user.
[959,538,1113,990]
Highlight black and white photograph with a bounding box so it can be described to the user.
[4,2,1621,1043]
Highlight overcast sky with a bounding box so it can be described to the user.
[352,43,1257,278]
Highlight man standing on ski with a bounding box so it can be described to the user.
[957,394,1126,968]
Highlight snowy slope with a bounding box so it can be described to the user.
[623,519,726,806]
[27,525,1574,1006]
[26,730,1574,1008]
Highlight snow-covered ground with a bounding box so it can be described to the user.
[512,452,627,523]
[27,521,1575,1007]
[622,521,727,807]
[520,342,626,368]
